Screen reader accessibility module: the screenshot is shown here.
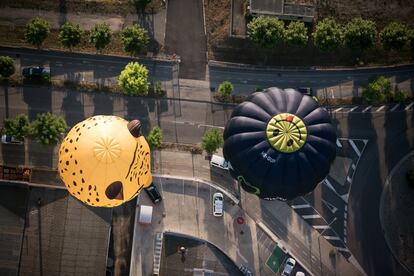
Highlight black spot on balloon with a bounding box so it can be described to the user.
[81,178,85,183]
[66,161,69,165]
[75,160,78,165]
[273,129,280,136]
[80,170,83,174]
[87,199,90,202]
[70,139,73,143]
[65,149,68,153]
[96,198,99,202]
[73,181,77,186]
[88,185,92,191]
[77,192,80,195]
[287,139,293,146]
[72,172,76,176]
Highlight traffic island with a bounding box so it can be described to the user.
[380,151,414,274]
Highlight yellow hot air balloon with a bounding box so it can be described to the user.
[58,115,152,207]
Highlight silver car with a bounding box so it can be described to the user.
[282,258,296,276]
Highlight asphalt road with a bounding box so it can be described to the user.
[209,63,414,99]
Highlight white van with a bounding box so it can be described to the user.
[210,155,229,170]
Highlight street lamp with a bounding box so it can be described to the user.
[318,217,337,276]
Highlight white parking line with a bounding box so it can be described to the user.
[390,104,400,112]
[349,139,361,156]
[302,214,321,219]
[336,247,350,252]
[375,105,386,112]
[324,236,341,240]
[405,102,414,110]
[333,107,343,112]
[336,139,342,148]
[291,204,311,209]
[348,106,359,112]
[362,105,372,112]
[313,225,331,230]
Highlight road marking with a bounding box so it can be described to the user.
[336,139,342,148]
[349,139,361,156]
[351,163,356,170]
[362,105,372,112]
[291,204,311,209]
[321,199,338,214]
[333,107,343,112]
[390,104,400,111]
[323,178,342,200]
[302,214,321,219]
[336,247,350,252]
[341,193,349,203]
[197,124,224,129]
[376,105,386,112]
[324,236,341,240]
[405,102,414,110]
[347,176,352,183]
[313,225,331,230]
[348,106,358,112]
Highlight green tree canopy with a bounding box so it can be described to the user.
[285,21,308,47]
[3,114,30,141]
[380,22,408,51]
[118,62,149,96]
[0,56,15,78]
[361,76,392,104]
[29,113,68,145]
[218,81,234,97]
[247,16,285,48]
[147,126,162,149]
[312,18,342,51]
[120,24,149,56]
[90,22,112,51]
[202,128,224,156]
[25,17,50,48]
[343,18,377,51]
[59,22,83,49]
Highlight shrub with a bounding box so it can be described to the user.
[3,114,30,141]
[90,22,112,51]
[247,16,285,48]
[361,76,392,104]
[59,22,83,49]
[380,22,408,51]
[392,89,407,103]
[120,24,149,56]
[285,21,308,47]
[201,128,223,156]
[147,126,162,149]
[343,18,377,51]
[25,17,50,48]
[313,18,342,51]
[218,81,234,97]
[153,80,163,96]
[0,56,15,78]
[118,62,149,96]
[29,113,68,145]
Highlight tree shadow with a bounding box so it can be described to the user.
[93,92,114,115]
[22,85,52,121]
[61,90,85,127]
[59,0,67,27]
[125,97,150,135]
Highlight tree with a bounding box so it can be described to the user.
[3,114,29,141]
[312,18,342,51]
[392,89,407,103]
[118,62,149,96]
[247,16,285,48]
[285,21,308,47]
[147,126,162,149]
[380,22,408,51]
[201,128,223,156]
[0,56,15,78]
[90,22,112,52]
[120,24,149,56]
[218,81,234,97]
[361,76,392,104]
[343,18,377,51]
[59,22,83,50]
[29,113,68,145]
[25,17,50,48]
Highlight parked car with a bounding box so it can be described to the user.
[239,264,253,276]
[22,66,50,80]
[281,257,296,276]
[297,87,313,96]
[144,184,162,204]
[212,192,223,216]
[295,272,305,276]
[210,155,229,170]
[1,134,23,145]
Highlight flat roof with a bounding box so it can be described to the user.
[250,0,284,15]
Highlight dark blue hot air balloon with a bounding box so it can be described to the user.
[223,87,337,200]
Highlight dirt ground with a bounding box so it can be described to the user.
[205,0,414,66]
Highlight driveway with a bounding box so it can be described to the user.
[164,0,207,80]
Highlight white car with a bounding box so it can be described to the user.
[210,155,229,170]
[1,134,23,145]
[212,192,223,216]
[282,257,296,276]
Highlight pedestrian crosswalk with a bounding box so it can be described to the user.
[327,102,414,113]
[153,232,164,276]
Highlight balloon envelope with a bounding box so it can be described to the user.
[58,115,152,207]
[223,87,337,200]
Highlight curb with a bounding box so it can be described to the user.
[208,60,414,72]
